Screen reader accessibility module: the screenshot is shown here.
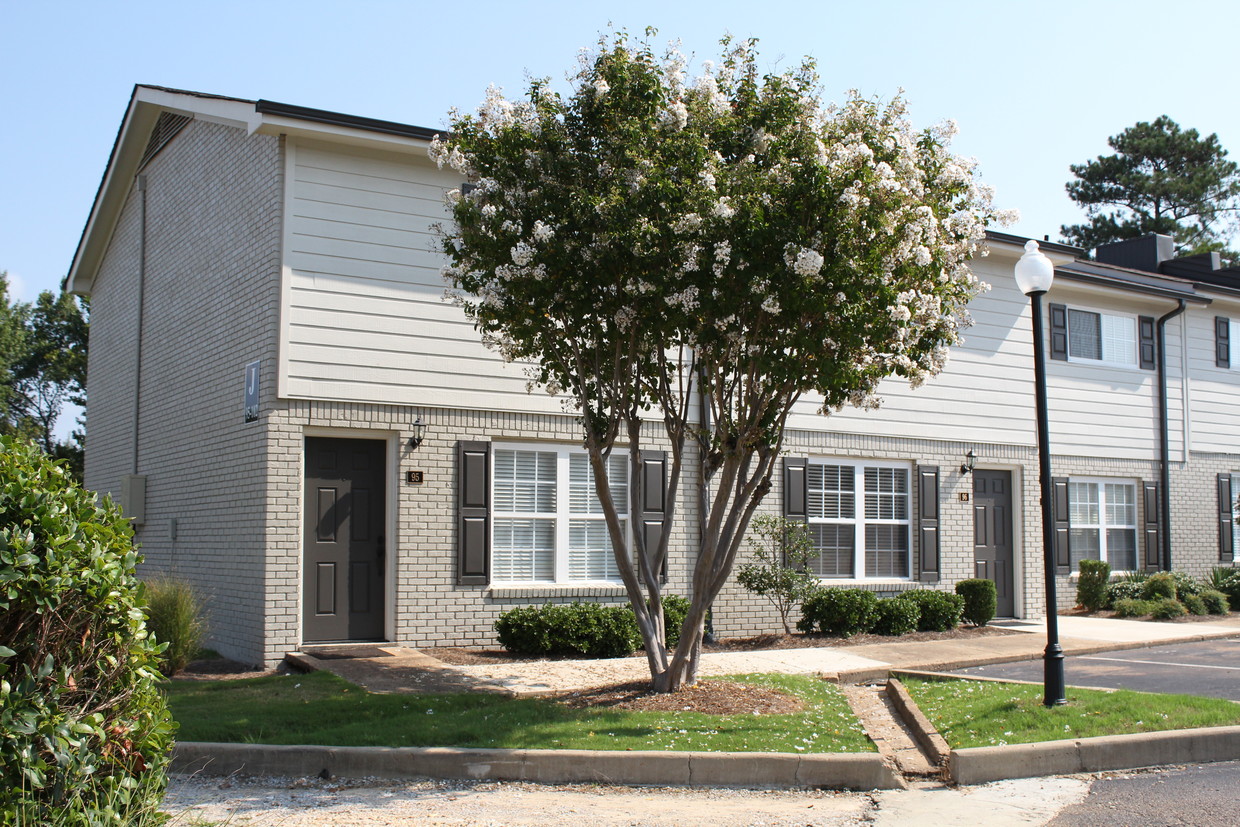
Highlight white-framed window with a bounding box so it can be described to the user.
[1068,478,1138,571]
[806,459,911,579]
[1232,472,1240,553]
[1066,307,1137,366]
[491,445,628,584]
[1232,320,1240,371]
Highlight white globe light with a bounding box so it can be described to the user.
[1014,239,1055,295]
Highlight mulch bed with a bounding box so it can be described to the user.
[557,679,804,714]
[171,657,280,682]
[1063,607,1240,623]
[425,624,1018,666]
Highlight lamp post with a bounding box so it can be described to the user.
[1015,239,1067,707]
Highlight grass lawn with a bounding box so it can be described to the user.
[166,671,873,753]
[902,676,1240,749]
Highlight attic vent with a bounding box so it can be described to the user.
[138,112,191,169]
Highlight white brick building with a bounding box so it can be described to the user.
[67,86,1240,667]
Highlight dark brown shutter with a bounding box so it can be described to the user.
[917,465,940,583]
[1219,473,1234,562]
[1138,316,1156,370]
[639,451,668,580]
[1142,481,1161,570]
[783,457,808,521]
[1049,303,1068,361]
[1052,477,1071,575]
[457,440,490,585]
[1216,317,1231,368]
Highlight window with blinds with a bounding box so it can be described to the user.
[1066,307,1137,366]
[492,447,627,584]
[1068,479,1137,571]
[807,460,910,579]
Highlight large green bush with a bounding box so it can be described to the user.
[144,576,207,676]
[1113,597,1154,618]
[797,588,878,637]
[0,437,174,824]
[897,590,964,632]
[1200,589,1230,615]
[1141,572,1177,601]
[1075,559,1111,611]
[495,602,641,658]
[870,597,919,636]
[1105,579,1144,608]
[954,579,997,627]
[1149,597,1188,620]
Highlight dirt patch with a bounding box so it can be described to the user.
[557,679,804,715]
[427,625,1017,666]
[171,657,281,681]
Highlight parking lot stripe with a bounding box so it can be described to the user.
[1079,656,1240,671]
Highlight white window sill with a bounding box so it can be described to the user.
[487,583,628,599]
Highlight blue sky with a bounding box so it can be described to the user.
[4,0,1239,303]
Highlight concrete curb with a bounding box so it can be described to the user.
[949,725,1240,785]
[172,742,903,791]
[884,678,950,768]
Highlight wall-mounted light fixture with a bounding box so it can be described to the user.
[960,450,976,475]
[409,417,427,450]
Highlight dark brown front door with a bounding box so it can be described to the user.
[303,437,386,642]
[973,470,1014,617]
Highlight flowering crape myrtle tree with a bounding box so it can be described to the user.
[432,32,1011,691]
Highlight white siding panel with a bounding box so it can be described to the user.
[1187,301,1240,453]
[283,139,566,412]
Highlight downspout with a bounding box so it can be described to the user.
[1156,299,1187,571]
[697,363,715,643]
[133,174,148,474]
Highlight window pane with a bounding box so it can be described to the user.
[1102,315,1136,365]
[1069,482,1099,525]
[568,519,622,581]
[864,467,908,520]
[809,523,854,578]
[1106,528,1137,571]
[865,524,908,578]
[1105,483,1136,526]
[1069,527,1100,570]
[492,518,554,581]
[1233,474,1240,556]
[1068,309,1102,360]
[808,464,854,519]
[568,453,627,515]
[494,449,556,513]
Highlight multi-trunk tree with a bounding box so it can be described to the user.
[433,32,1008,691]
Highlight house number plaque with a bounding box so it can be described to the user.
[406,471,424,485]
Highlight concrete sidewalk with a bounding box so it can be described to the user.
[291,614,1240,696]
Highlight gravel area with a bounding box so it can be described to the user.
[164,772,1093,825]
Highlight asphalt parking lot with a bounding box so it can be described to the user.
[950,639,1240,700]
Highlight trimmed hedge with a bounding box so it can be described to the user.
[1142,572,1177,601]
[1182,593,1208,616]
[897,589,963,632]
[1113,598,1155,618]
[1076,559,1111,611]
[955,579,997,627]
[871,597,919,636]
[0,437,174,825]
[1150,597,1188,620]
[798,588,878,637]
[1201,589,1230,615]
[495,602,640,658]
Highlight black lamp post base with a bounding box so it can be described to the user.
[1043,643,1066,706]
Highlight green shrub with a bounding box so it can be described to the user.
[736,515,819,634]
[1201,589,1231,615]
[1112,598,1154,618]
[1075,559,1111,611]
[144,576,207,676]
[1141,572,1177,601]
[1150,597,1188,620]
[870,597,919,636]
[1182,593,1208,616]
[0,437,174,825]
[1105,580,1144,608]
[1208,567,1240,606]
[955,579,997,627]
[897,590,963,632]
[495,602,641,659]
[1169,571,1203,600]
[797,588,878,637]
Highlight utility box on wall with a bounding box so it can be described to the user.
[121,474,147,525]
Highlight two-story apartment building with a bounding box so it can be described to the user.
[66,86,1240,668]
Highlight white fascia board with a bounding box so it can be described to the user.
[983,235,1079,268]
[252,115,433,155]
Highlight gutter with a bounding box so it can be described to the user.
[1156,300,1187,570]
